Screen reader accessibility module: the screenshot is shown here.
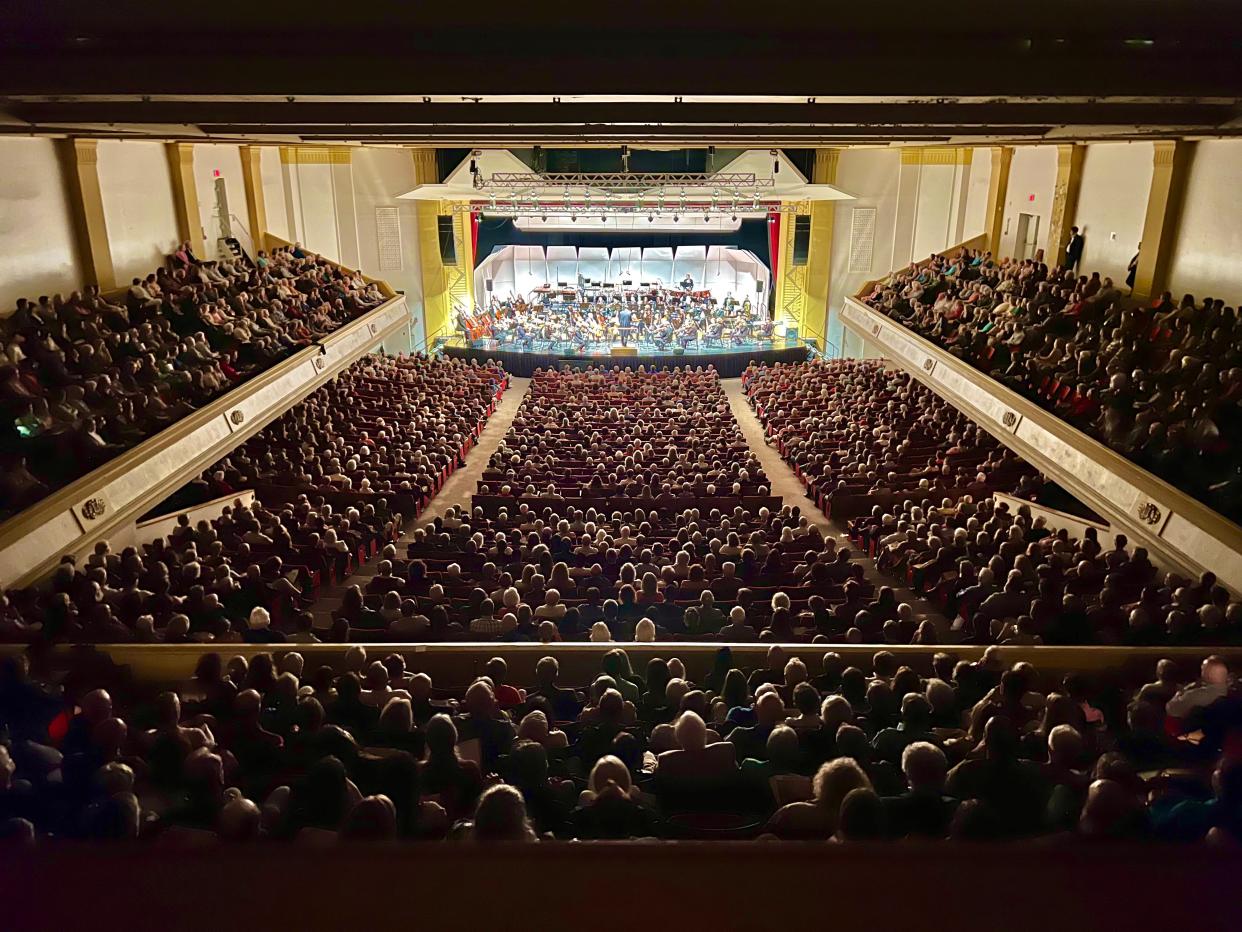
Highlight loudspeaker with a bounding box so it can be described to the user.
[611,346,638,357]
[756,280,764,295]
[792,215,811,267]
[672,346,685,356]
[436,215,457,264]
[485,279,494,293]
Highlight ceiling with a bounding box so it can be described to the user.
[2,1,1241,146]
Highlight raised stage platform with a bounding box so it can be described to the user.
[440,336,809,377]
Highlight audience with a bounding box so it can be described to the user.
[0,247,388,519]
[3,644,1238,844]
[865,249,1242,520]
[0,353,507,645]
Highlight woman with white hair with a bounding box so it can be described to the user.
[571,755,658,839]
[633,617,657,642]
[589,621,612,642]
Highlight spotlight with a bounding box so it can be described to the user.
[732,214,738,222]
[674,215,680,223]
[601,214,607,222]
[541,215,547,223]
[704,214,710,223]
[571,215,577,222]
[648,215,655,223]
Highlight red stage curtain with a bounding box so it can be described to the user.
[767,210,781,302]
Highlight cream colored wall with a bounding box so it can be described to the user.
[961,147,993,243]
[999,146,1058,259]
[352,147,426,351]
[97,140,180,283]
[911,163,959,262]
[191,143,247,259]
[1073,142,1153,283]
[827,148,901,355]
[291,162,341,261]
[1167,140,1242,302]
[0,137,83,307]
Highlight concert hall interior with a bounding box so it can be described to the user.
[2,2,1242,929]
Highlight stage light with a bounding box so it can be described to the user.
[601,214,607,222]
[571,215,577,222]
[674,216,680,223]
[541,215,547,223]
[704,215,710,223]
[732,214,738,222]
[648,215,654,223]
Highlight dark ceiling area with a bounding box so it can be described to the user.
[1,1,1240,144]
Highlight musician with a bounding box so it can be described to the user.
[680,273,694,291]
[678,319,698,348]
[742,296,753,315]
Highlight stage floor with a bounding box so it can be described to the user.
[440,336,809,378]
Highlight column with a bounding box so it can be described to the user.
[278,146,303,244]
[1045,143,1086,270]
[947,149,974,245]
[238,145,269,254]
[984,146,1013,256]
[165,142,204,260]
[329,148,362,270]
[890,148,923,270]
[1132,140,1194,301]
[802,148,840,347]
[59,138,116,291]
[412,147,451,341]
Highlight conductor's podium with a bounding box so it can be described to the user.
[611,345,638,356]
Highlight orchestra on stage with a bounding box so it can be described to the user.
[457,277,775,353]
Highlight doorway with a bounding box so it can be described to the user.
[1014,212,1040,261]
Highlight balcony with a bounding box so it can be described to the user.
[839,260,1242,592]
[0,269,413,590]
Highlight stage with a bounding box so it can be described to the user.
[440,335,809,378]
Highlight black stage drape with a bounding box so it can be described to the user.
[441,345,807,378]
[473,217,774,273]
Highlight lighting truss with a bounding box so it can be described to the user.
[476,171,774,193]
[451,201,806,216]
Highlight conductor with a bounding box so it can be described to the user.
[618,304,634,347]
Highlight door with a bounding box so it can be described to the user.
[1015,212,1040,261]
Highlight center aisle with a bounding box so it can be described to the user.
[416,375,531,527]
[314,375,531,621]
[723,377,833,537]
[723,376,942,632]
